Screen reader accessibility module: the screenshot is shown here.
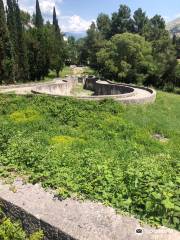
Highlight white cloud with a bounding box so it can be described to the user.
[18,0,60,16]
[4,0,92,33]
[60,15,93,33]
[40,0,61,16]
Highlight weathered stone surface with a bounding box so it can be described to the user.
[0,179,179,240]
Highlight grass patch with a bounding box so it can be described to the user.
[59,66,73,78]
[0,92,179,230]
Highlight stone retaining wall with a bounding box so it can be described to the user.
[32,79,77,96]
[0,180,179,240]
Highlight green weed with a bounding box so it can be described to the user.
[0,92,179,230]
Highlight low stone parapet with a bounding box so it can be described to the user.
[0,180,179,240]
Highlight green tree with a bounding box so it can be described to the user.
[51,7,65,76]
[76,38,89,65]
[143,15,166,41]
[133,8,148,35]
[6,0,16,43]
[150,36,177,87]
[25,27,49,81]
[7,0,29,81]
[20,10,31,27]
[172,34,180,59]
[25,0,50,80]
[143,15,177,87]
[35,0,43,28]
[65,36,78,65]
[53,7,60,35]
[97,13,111,39]
[0,0,15,84]
[97,33,155,84]
[14,1,29,81]
[110,5,135,36]
[85,22,105,68]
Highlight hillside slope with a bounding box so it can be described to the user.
[167,18,180,35]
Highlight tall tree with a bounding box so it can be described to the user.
[97,13,111,39]
[143,15,167,41]
[26,0,49,80]
[20,10,31,28]
[26,27,49,81]
[110,5,134,36]
[6,0,17,55]
[76,38,89,65]
[133,8,148,34]
[142,15,177,87]
[53,7,60,35]
[14,0,29,80]
[85,22,105,68]
[35,0,43,28]
[7,0,29,81]
[51,6,65,77]
[0,0,15,83]
[65,36,78,65]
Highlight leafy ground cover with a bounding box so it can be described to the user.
[0,92,179,230]
[0,209,43,240]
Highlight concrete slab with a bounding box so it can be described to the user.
[0,179,179,240]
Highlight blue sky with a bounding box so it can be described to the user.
[18,0,180,33]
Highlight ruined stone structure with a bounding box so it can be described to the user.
[32,76,156,104]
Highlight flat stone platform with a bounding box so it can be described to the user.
[0,180,179,240]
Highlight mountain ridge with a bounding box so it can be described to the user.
[166,17,180,35]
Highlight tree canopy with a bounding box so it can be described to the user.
[97,33,154,84]
[77,4,178,88]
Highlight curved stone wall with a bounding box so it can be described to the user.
[32,79,77,96]
[32,77,156,105]
[85,77,135,96]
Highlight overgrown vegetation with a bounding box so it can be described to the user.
[0,209,43,240]
[0,93,179,230]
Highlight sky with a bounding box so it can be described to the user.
[17,0,180,33]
